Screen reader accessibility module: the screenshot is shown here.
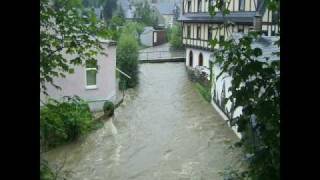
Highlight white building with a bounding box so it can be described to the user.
[179,0,279,138]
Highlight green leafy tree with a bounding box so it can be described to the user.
[117,32,139,90]
[208,0,280,179]
[108,16,125,40]
[102,0,117,21]
[134,1,158,27]
[40,0,109,94]
[169,24,183,50]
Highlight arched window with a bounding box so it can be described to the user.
[189,51,193,67]
[198,53,203,66]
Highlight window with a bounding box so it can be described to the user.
[187,1,192,12]
[239,0,245,11]
[198,0,202,12]
[197,26,201,39]
[238,25,244,33]
[198,53,203,66]
[219,35,224,42]
[208,26,212,40]
[86,61,97,89]
[262,30,268,36]
[189,51,193,66]
[187,25,191,38]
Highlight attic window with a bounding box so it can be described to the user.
[198,0,202,12]
[188,1,192,12]
[239,0,245,11]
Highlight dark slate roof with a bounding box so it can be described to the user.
[178,12,256,23]
[153,3,175,15]
[178,0,267,23]
[210,33,279,62]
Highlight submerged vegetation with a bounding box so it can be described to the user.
[40,96,93,150]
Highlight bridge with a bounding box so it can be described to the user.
[138,43,186,63]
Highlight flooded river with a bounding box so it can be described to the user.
[44,62,244,180]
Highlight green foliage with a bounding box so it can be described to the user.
[107,15,126,40]
[40,0,110,95]
[103,100,114,117]
[40,159,55,180]
[134,1,158,27]
[169,24,184,50]
[40,96,93,149]
[195,83,211,103]
[117,31,139,90]
[213,32,280,180]
[209,1,280,179]
[101,0,117,21]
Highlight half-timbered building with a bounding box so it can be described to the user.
[179,0,279,137]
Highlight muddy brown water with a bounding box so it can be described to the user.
[44,62,245,180]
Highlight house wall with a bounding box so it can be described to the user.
[185,47,241,138]
[40,42,117,112]
[186,47,211,68]
[140,30,154,47]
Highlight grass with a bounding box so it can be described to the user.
[195,83,211,103]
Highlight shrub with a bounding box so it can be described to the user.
[40,96,93,149]
[103,100,114,117]
[169,24,183,50]
[195,83,211,103]
[40,159,55,180]
[117,32,139,90]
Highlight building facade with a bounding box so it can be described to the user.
[179,0,279,137]
[40,40,117,112]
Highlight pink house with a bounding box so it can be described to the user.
[41,39,117,112]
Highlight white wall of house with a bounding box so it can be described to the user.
[140,28,154,47]
[185,47,211,68]
[40,41,117,112]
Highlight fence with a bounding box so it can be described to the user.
[139,50,186,61]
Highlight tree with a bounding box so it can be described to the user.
[102,0,117,21]
[169,24,183,50]
[134,1,158,27]
[40,0,109,94]
[208,0,280,179]
[117,32,139,90]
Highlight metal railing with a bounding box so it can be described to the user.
[139,50,186,61]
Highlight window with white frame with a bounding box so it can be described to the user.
[86,60,97,89]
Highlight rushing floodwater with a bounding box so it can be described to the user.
[44,63,244,180]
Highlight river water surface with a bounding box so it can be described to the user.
[44,63,244,180]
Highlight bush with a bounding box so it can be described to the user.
[40,159,55,180]
[40,96,93,149]
[117,32,139,90]
[103,100,114,117]
[169,24,183,50]
[195,83,211,103]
